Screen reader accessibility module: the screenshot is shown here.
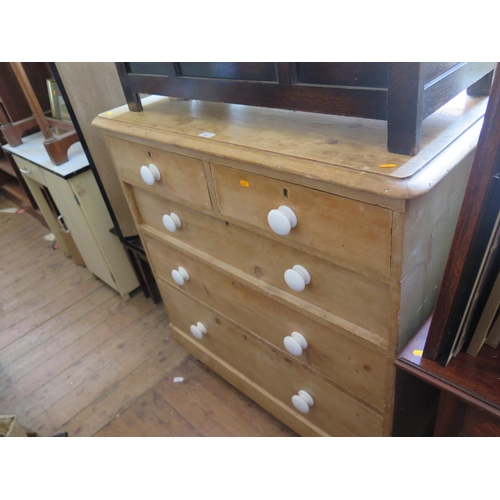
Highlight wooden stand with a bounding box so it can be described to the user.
[0,63,79,166]
[115,62,495,156]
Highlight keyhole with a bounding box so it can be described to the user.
[148,151,152,158]
[283,188,289,198]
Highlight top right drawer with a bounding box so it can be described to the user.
[211,163,392,276]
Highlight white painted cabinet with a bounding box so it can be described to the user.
[4,132,138,300]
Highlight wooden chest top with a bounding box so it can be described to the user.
[93,93,487,200]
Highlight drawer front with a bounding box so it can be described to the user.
[145,234,390,410]
[105,136,212,211]
[211,163,392,275]
[14,156,45,184]
[159,280,385,436]
[134,186,390,339]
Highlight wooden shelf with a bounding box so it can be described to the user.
[396,315,500,421]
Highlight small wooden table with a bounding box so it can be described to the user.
[395,316,500,436]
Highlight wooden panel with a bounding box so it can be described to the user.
[106,136,212,211]
[159,281,385,436]
[134,188,391,338]
[54,62,138,238]
[397,148,474,350]
[423,63,496,118]
[178,63,278,82]
[68,170,139,298]
[295,63,388,88]
[424,63,461,85]
[211,163,392,275]
[126,73,388,120]
[144,235,391,410]
[41,169,115,289]
[127,62,175,76]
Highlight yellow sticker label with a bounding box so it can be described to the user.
[240,180,250,187]
[379,163,397,168]
[413,349,423,357]
[107,111,113,115]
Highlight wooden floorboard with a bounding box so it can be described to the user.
[0,197,296,437]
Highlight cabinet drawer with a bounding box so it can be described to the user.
[134,187,390,339]
[14,156,45,184]
[211,163,392,275]
[159,280,385,436]
[105,136,212,211]
[145,234,390,410]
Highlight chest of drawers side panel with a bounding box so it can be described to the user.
[397,149,475,351]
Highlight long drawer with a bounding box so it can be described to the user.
[211,163,392,276]
[134,186,390,339]
[105,136,212,211]
[158,279,385,437]
[144,233,391,410]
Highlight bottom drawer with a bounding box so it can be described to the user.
[159,280,385,437]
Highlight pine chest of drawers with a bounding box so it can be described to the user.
[93,93,487,436]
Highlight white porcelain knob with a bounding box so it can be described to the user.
[162,212,182,233]
[283,332,308,357]
[171,266,190,286]
[284,265,311,292]
[291,390,315,414]
[190,322,207,340]
[140,164,161,185]
[140,165,155,185]
[267,206,297,236]
[148,163,161,181]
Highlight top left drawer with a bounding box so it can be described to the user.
[14,156,45,185]
[105,136,212,211]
